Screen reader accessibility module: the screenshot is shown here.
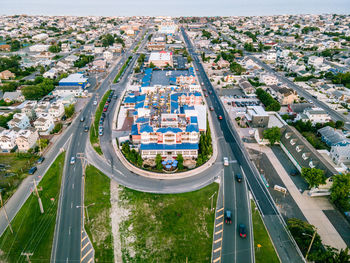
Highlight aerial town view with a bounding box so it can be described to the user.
[0,0,350,262]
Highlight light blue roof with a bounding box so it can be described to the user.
[135,117,149,124]
[140,124,154,133]
[156,127,182,134]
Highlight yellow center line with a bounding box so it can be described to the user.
[214,238,222,243]
[216,214,224,220]
[216,222,223,227]
[81,242,89,252]
[214,247,222,253]
[215,229,223,235]
[81,248,93,262]
[213,256,221,263]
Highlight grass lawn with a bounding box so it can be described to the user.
[0,152,65,263]
[251,200,280,263]
[90,90,111,155]
[0,153,39,203]
[119,183,219,262]
[84,165,114,263]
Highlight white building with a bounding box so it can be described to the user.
[52,86,86,97]
[308,56,324,67]
[330,145,350,166]
[48,102,65,121]
[296,108,331,124]
[33,114,54,135]
[148,51,173,67]
[29,44,50,52]
[7,113,30,130]
[259,74,278,85]
[15,128,39,152]
[32,33,49,41]
[0,129,18,152]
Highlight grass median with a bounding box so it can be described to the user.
[90,90,112,155]
[118,183,219,262]
[84,165,114,262]
[0,152,65,263]
[113,56,132,83]
[251,200,280,263]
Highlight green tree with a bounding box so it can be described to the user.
[155,154,163,170]
[64,104,75,118]
[51,122,63,134]
[10,40,21,51]
[102,34,115,47]
[330,173,350,211]
[263,127,281,145]
[48,45,61,53]
[149,62,156,68]
[301,168,327,189]
[187,55,192,63]
[136,154,143,167]
[121,141,130,156]
[176,154,184,170]
[335,120,344,129]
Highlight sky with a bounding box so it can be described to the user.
[2,0,350,17]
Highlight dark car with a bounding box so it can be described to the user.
[225,210,232,224]
[113,95,118,99]
[239,224,247,238]
[37,156,45,164]
[61,115,67,121]
[235,173,242,183]
[28,166,37,175]
[84,126,89,132]
[209,106,214,111]
[101,112,106,118]
[107,98,111,103]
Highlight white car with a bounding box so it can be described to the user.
[70,157,76,165]
[93,100,98,105]
[223,157,229,166]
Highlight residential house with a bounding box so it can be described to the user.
[296,108,331,124]
[330,145,350,167]
[21,101,37,118]
[0,70,15,80]
[48,102,65,121]
[238,79,255,96]
[0,129,18,152]
[33,114,54,135]
[15,128,39,152]
[318,126,350,147]
[3,91,25,103]
[259,74,278,85]
[268,85,298,105]
[217,58,230,68]
[7,113,30,129]
[308,56,324,67]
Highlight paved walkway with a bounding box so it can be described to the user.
[246,143,347,250]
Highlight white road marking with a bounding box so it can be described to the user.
[72,183,74,189]
[71,202,73,209]
[69,226,71,235]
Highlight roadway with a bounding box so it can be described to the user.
[51,28,148,263]
[181,27,305,263]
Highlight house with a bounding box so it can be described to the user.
[34,101,50,116]
[93,59,107,70]
[48,102,65,121]
[0,45,11,52]
[318,126,350,147]
[3,91,24,103]
[238,79,255,96]
[21,101,38,118]
[52,86,85,97]
[0,70,15,80]
[308,56,324,67]
[217,58,230,68]
[280,125,338,190]
[33,115,54,135]
[0,129,18,152]
[245,106,269,127]
[103,51,113,61]
[15,128,39,152]
[268,85,298,105]
[296,108,331,124]
[259,74,278,85]
[43,68,58,79]
[330,145,350,166]
[148,51,173,67]
[7,113,30,129]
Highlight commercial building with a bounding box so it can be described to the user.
[58,73,89,89]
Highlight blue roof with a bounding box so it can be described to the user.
[190,116,198,124]
[136,117,149,124]
[140,143,199,150]
[131,124,139,135]
[171,101,179,113]
[124,96,136,104]
[135,102,145,109]
[139,124,154,133]
[186,124,199,132]
[156,127,182,133]
[136,94,146,102]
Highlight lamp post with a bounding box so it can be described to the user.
[76,203,95,223]
[302,228,317,261]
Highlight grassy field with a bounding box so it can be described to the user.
[84,165,114,263]
[251,200,280,263]
[90,90,111,155]
[0,152,65,263]
[118,183,219,262]
[0,153,39,203]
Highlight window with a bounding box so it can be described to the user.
[309,161,315,168]
[290,139,297,145]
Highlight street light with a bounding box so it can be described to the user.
[302,228,317,261]
[76,203,95,223]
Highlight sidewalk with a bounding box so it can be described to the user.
[246,143,347,250]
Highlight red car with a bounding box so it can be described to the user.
[218,115,223,120]
[205,93,208,97]
[103,107,107,112]
[209,106,214,111]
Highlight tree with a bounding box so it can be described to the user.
[335,120,344,129]
[155,154,163,170]
[149,62,156,68]
[301,167,327,189]
[263,127,281,145]
[187,55,192,64]
[102,34,115,47]
[134,66,140,73]
[330,173,350,211]
[51,122,63,134]
[287,218,322,258]
[10,40,21,51]
[64,104,75,118]
[121,141,130,156]
[176,154,184,170]
[48,45,61,53]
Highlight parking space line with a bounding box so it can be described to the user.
[81,242,89,251]
[214,247,222,253]
[216,222,223,227]
[216,214,224,219]
[215,229,223,235]
[217,207,224,213]
[81,248,93,261]
[213,257,221,263]
[214,238,222,243]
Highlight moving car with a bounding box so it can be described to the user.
[223,157,229,166]
[239,224,247,238]
[235,173,242,182]
[209,91,212,95]
[28,166,37,175]
[84,126,89,132]
[93,100,98,105]
[218,115,223,120]
[70,157,75,165]
[37,156,45,164]
[80,116,85,122]
[209,106,214,111]
[225,210,232,224]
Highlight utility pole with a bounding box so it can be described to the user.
[0,192,13,234]
[33,179,44,214]
[209,192,217,212]
[305,228,317,261]
[90,112,96,137]
[77,153,87,177]
[21,252,33,263]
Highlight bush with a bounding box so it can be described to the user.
[51,122,63,134]
[256,88,281,111]
[64,104,75,118]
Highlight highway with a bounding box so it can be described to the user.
[181,27,305,263]
[51,28,148,263]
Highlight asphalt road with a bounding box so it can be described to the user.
[181,27,305,263]
[51,28,148,263]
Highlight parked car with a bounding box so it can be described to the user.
[225,210,232,224]
[205,93,208,97]
[235,173,242,182]
[70,156,75,165]
[209,91,212,95]
[223,157,229,166]
[37,156,45,164]
[99,130,104,136]
[28,166,37,175]
[239,224,247,238]
[103,107,108,112]
[113,95,118,99]
[209,106,214,111]
[93,100,98,105]
[218,115,223,120]
[101,113,106,118]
